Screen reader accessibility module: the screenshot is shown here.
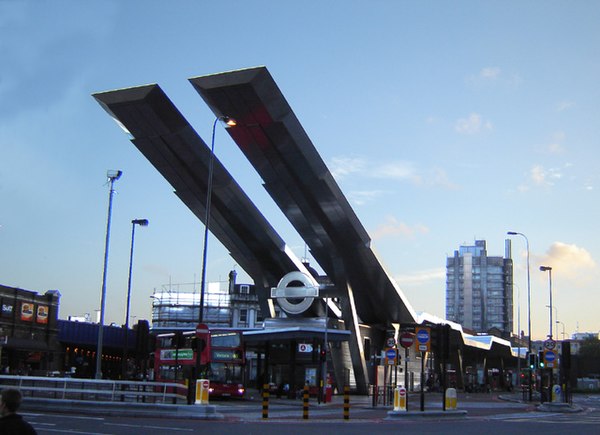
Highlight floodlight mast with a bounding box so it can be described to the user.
[95,170,122,379]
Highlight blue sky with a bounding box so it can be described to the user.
[1,1,599,340]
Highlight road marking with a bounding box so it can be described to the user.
[34,429,112,435]
[104,423,193,432]
[26,413,105,421]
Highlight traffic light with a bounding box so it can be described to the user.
[528,353,537,369]
[320,348,326,362]
[538,351,545,368]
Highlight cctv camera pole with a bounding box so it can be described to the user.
[95,171,121,379]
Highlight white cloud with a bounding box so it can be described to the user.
[329,156,366,179]
[394,267,446,286]
[330,156,459,192]
[347,190,386,206]
[466,66,522,88]
[536,242,597,285]
[480,67,501,80]
[455,113,492,135]
[371,216,429,240]
[373,161,419,182]
[555,101,576,112]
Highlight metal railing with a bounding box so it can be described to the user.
[0,375,188,404]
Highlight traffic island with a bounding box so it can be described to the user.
[386,409,467,419]
[22,398,225,420]
[537,402,583,413]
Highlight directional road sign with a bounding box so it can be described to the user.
[415,326,431,352]
[385,347,398,365]
[544,349,557,368]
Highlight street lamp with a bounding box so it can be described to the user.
[122,218,149,379]
[556,320,566,340]
[540,266,553,339]
[195,115,236,393]
[198,115,237,324]
[507,231,532,400]
[96,169,122,379]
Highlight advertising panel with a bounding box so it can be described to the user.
[36,305,49,324]
[21,302,34,322]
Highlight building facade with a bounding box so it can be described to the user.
[150,270,265,331]
[446,240,513,337]
[0,284,61,374]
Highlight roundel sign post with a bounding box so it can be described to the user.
[415,326,431,352]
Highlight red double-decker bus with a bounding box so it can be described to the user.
[154,328,246,398]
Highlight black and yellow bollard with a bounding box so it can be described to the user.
[303,385,309,419]
[262,383,269,419]
[343,385,350,420]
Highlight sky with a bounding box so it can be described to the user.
[1,1,599,340]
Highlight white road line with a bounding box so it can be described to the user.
[104,422,193,432]
[26,413,105,421]
[34,429,113,435]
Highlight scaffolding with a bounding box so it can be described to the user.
[151,280,232,329]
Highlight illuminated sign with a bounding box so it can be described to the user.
[160,349,194,361]
[211,349,241,361]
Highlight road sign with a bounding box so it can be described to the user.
[415,326,431,352]
[544,349,557,368]
[399,332,414,348]
[544,339,557,350]
[386,337,396,348]
[298,343,313,353]
[196,323,209,336]
[385,347,398,365]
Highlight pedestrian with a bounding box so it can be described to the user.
[0,388,37,434]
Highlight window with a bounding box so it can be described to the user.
[239,309,248,324]
[240,285,250,294]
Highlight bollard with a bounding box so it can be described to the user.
[552,384,562,403]
[195,379,210,405]
[393,386,407,411]
[262,383,269,419]
[303,385,309,420]
[445,387,457,410]
[343,385,350,420]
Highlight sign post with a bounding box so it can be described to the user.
[415,326,430,412]
[399,331,414,408]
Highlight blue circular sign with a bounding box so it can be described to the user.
[386,348,397,359]
[416,329,429,343]
[545,351,556,362]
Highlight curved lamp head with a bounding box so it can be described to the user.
[539,266,552,272]
[221,116,237,127]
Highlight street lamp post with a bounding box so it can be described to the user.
[194,115,236,398]
[556,320,566,340]
[122,218,149,379]
[507,231,532,400]
[540,266,553,339]
[96,170,122,379]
